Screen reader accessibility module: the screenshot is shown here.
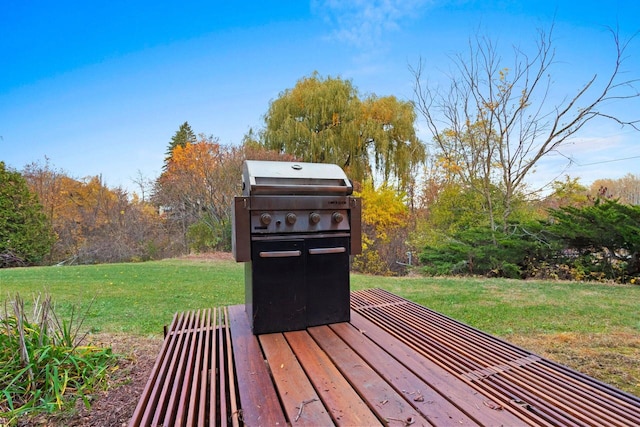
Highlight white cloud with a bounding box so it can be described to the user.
[526,130,639,192]
[312,0,433,49]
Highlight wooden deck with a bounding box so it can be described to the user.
[131,289,640,426]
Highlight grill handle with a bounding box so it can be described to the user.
[308,247,347,255]
[259,250,302,258]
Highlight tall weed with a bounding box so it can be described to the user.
[0,293,118,424]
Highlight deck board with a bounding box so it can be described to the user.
[131,289,640,426]
[227,305,286,426]
[259,333,333,425]
[352,288,640,426]
[308,325,432,425]
[285,329,382,426]
[328,320,519,426]
[346,310,524,426]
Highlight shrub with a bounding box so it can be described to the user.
[0,294,118,424]
[549,199,640,282]
[419,223,553,278]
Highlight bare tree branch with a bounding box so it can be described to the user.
[412,24,639,232]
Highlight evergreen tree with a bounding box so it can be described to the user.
[0,162,55,266]
[550,198,640,278]
[163,122,197,170]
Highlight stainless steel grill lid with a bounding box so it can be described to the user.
[242,160,353,196]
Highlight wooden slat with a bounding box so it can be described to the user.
[308,325,433,426]
[346,311,526,426]
[161,310,198,426]
[218,308,228,425]
[223,307,241,427]
[259,333,334,425]
[144,311,190,426]
[130,312,180,426]
[284,329,383,426]
[130,308,236,426]
[176,309,203,424]
[193,307,211,427]
[132,289,640,427]
[227,304,287,426]
[351,292,555,425]
[209,307,217,427]
[352,289,640,426]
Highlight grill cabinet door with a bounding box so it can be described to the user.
[305,236,351,327]
[248,239,306,334]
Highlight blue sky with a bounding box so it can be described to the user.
[1,1,638,194]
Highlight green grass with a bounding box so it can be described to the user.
[1,257,639,395]
[353,275,640,336]
[0,258,245,336]
[1,258,638,338]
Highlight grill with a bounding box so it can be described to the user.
[232,160,361,334]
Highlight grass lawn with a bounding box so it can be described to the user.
[1,255,639,396]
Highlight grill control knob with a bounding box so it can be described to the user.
[309,212,321,225]
[260,213,272,225]
[285,212,297,225]
[332,212,344,223]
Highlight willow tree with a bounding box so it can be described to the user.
[413,25,639,232]
[261,73,425,191]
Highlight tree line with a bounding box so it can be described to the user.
[2,25,639,282]
[1,140,294,267]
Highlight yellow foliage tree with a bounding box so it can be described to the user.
[23,158,164,263]
[352,183,409,275]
